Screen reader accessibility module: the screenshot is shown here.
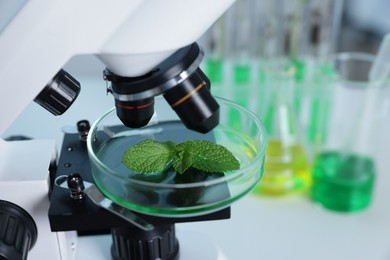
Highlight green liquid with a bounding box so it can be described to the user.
[311,152,375,212]
[206,59,223,84]
[234,64,250,85]
[307,63,336,145]
[290,58,305,83]
[230,64,251,109]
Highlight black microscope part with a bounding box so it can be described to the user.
[111,224,179,260]
[34,69,80,116]
[115,97,155,128]
[77,120,90,142]
[104,42,219,133]
[0,200,38,260]
[67,173,85,200]
[163,68,219,133]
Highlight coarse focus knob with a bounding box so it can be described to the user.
[111,224,179,260]
[0,200,38,260]
[34,69,80,115]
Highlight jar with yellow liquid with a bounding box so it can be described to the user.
[254,59,311,196]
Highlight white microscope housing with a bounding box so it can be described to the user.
[0,1,235,259]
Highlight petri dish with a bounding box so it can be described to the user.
[87,96,267,217]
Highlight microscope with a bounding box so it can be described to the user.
[0,0,248,259]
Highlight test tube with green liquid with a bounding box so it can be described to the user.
[250,0,343,145]
[199,11,227,97]
[225,0,255,110]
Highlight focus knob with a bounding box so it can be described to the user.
[0,200,38,260]
[111,224,179,260]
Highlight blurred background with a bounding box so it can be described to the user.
[339,0,388,53]
[2,0,390,259]
[192,1,390,259]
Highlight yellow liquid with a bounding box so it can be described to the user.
[254,139,311,196]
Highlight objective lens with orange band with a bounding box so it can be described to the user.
[115,97,155,128]
[164,68,219,133]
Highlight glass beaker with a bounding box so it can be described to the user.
[253,59,311,196]
[311,52,385,212]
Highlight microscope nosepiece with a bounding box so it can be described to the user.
[103,42,219,133]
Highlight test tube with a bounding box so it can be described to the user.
[200,15,226,89]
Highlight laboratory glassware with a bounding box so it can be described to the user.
[253,59,311,196]
[311,52,386,212]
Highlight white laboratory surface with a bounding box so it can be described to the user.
[3,56,390,260]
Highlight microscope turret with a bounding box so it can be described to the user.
[104,42,219,133]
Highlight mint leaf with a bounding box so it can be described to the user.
[122,139,175,173]
[174,140,240,174]
[172,150,193,174]
[122,139,240,175]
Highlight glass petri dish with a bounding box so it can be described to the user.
[87,96,267,217]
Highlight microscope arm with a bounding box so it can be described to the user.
[0,0,234,135]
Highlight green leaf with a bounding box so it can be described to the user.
[122,139,175,173]
[122,139,240,175]
[173,140,240,173]
[172,150,193,174]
